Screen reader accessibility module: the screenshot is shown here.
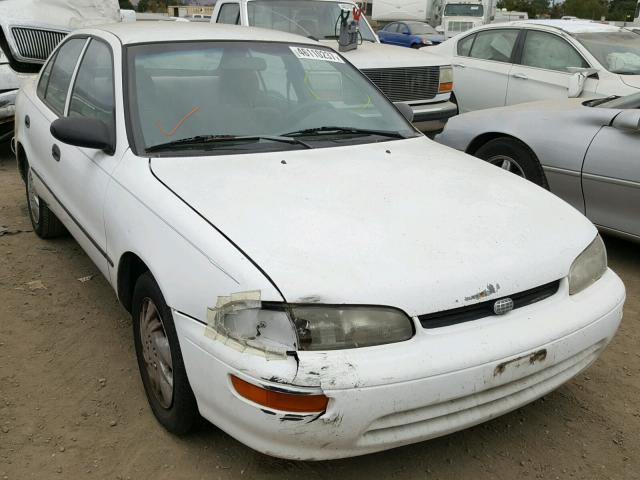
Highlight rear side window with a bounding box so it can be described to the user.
[521,30,588,72]
[218,3,240,24]
[68,39,115,132]
[469,29,519,63]
[457,34,475,56]
[41,38,86,116]
[37,56,55,98]
[385,23,398,33]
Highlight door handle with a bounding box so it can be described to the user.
[512,73,529,80]
[25,115,30,128]
[51,144,61,162]
[452,63,466,68]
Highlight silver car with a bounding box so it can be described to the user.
[436,94,640,242]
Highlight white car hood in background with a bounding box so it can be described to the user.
[150,138,596,317]
[318,40,446,68]
[0,0,120,29]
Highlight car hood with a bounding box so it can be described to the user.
[150,137,596,317]
[620,75,640,89]
[318,39,447,68]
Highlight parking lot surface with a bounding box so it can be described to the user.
[0,144,638,479]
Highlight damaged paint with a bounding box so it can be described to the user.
[205,290,296,360]
[465,283,501,302]
[494,349,548,376]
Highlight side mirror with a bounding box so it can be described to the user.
[567,68,599,98]
[50,117,114,155]
[402,31,410,35]
[394,102,414,123]
[612,110,640,131]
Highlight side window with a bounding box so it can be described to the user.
[217,3,240,24]
[385,23,398,33]
[521,30,588,72]
[42,38,86,116]
[37,55,55,99]
[457,34,475,56]
[469,29,519,63]
[398,24,409,34]
[68,40,115,132]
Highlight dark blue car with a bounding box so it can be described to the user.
[378,21,446,49]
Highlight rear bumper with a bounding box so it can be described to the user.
[174,269,625,460]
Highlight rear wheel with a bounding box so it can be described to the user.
[26,166,67,238]
[132,272,198,435]
[475,137,548,189]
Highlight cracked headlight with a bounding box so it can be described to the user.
[289,305,414,351]
[569,235,607,295]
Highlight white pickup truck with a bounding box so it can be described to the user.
[211,0,458,131]
[0,0,120,142]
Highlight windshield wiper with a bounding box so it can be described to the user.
[146,134,312,153]
[281,126,408,139]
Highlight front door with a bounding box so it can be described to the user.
[506,30,598,106]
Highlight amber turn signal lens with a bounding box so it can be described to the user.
[230,375,329,413]
[439,82,454,93]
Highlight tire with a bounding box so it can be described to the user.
[26,166,67,238]
[474,137,549,189]
[411,43,423,49]
[132,272,198,435]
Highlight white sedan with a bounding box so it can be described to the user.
[14,22,625,460]
[432,20,640,113]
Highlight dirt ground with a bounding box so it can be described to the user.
[0,143,638,480]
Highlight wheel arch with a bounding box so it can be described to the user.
[117,252,152,313]
[15,141,28,183]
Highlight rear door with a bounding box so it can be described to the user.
[582,111,640,238]
[451,28,520,112]
[379,23,401,45]
[506,29,597,105]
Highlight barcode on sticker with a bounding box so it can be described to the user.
[290,46,345,63]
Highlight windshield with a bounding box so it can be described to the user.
[443,4,484,17]
[407,22,438,35]
[575,32,640,75]
[247,1,377,42]
[127,42,416,155]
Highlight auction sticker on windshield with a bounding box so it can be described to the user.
[290,46,345,63]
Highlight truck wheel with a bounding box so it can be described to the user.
[475,137,549,189]
[132,272,198,435]
[26,166,67,238]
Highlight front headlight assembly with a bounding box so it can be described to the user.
[568,234,607,295]
[208,294,415,354]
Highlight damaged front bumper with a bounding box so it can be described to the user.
[173,270,624,460]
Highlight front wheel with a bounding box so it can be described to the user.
[26,166,67,238]
[132,272,199,435]
[474,137,548,189]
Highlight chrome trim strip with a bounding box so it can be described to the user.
[542,165,581,177]
[30,167,114,267]
[583,172,640,189]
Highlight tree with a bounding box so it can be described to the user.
[119,0,134,9]
[137,0,149,12]
[608,0,638,21]
[496,0,551,18]
[562,0,608,19]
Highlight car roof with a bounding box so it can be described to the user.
[508,19,626,34]
[84,21,320,46]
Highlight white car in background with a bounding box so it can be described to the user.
[432,20,640,113]
[14,22,625,460]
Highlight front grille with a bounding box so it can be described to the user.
[10,27,67,63]
[362,67,440,102]
[419,280,561,329]
[448,21,474,32]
